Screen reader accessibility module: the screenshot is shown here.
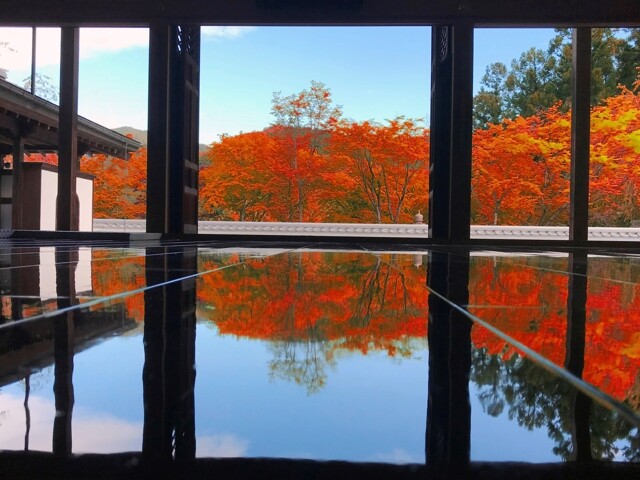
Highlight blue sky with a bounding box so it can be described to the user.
[0,26,556,144]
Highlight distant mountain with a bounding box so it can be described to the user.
[113,126,209,152]
[113,126,148,145]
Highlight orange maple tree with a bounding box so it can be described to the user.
[80,147,147,219]
[200,131,291,221]
[589,81,640,225]
[472,106,571,225]
[330,118,429,223]
[472,78,640,227]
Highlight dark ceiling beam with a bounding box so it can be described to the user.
[1,0,639,26]
[0,114,21,139]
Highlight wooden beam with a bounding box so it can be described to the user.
[53,247,77,457]
[11,137,24,229]
[428,23,473,242]
[146,24,171,234]
[167,26,200,235]
[426,251,471,465]
[449,22,473,242]
[0,0,639,26]
[565,252,592,461]
[428,26,453,240]
[56,27,80,231]
[569,28,591,242]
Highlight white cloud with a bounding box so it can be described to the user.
[0,392,249,457]
[0,392,141,452]
[0,26,255,73]
[201,26,255,39]
[0,27,44,71]
[197,433,249,457]
[80,28,149,59]
[72,414,142,453]
[371,448,420,464]
[0,392,56,451]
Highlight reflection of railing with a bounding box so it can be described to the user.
[92,219,640,240]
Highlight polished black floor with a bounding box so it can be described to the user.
[0,239,639,479]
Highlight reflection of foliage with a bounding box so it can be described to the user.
[197,251,427,393]
[89,249,146,321]
[469,254,640,406]
[268,339,333,395]
[471,347,640,461]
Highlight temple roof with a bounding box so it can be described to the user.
[0,78,141,160]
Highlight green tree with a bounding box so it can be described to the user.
[547,28,627,106]
[473,28,640,128]
[504,47,559,118]
[471,348,640,460]
[615,28,640,90]
[473,62,508,129]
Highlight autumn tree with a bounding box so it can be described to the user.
[270,81,342,221]
[589,80,640,226]
[80,146,147,219]
[472,73,640,227]
[330,118,429,224]
[23,152,58,165]
[200,131,286,221]
[472,105,571,226]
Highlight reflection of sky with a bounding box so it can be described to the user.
[0,314,594,462]
[0,292,624,463]
[0,391,248,456]
[194,324,428,462]
[469,384,556,462]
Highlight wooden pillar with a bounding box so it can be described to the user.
[426,251,472,466]
[147,24,171,234]
[143,246,197,465]
[429,26,453,240]
[147,25,200,235]
[565,252,592,461]
[11,137,24,229]
[52,247,77,456]
[168,26,200,235]
[429,23,473,242]
[570,28,591,242]
[52,312,74,455]
[449,23,474,242]
[56,27,79,231]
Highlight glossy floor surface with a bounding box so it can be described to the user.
[0,239,639,476]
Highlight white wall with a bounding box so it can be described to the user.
[39,246,93,300]
[77,176,93,232]
[0,167,93,231]
[40,169,58,231]
[34,168,94,232]
[39,246,57,301]
[75,247,92,294]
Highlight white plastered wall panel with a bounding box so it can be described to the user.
[40,169,58,231]
[77,176,93,232]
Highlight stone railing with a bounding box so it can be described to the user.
[92,219,640,241]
